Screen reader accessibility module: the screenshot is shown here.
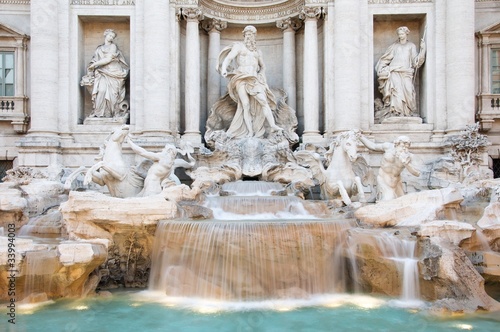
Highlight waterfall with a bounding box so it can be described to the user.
[23,250,59,301]
[19,210,62,238]
[205,181,316,220]
[220,181,284,196]
[149,219,352,301]
[376,234,420,303]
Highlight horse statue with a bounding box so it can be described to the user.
[83,125,144,198]
[294,131,367,205]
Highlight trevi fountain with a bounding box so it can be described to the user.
[1,0,500,331]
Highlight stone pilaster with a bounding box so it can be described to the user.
[446,0,475,133]
[300,6,323,143]
[202,19,227,114]
[333,0,361,132]
[182,7,203,145]
[28,0,59,136]
[142,0,172,137]
[276,17,301,112]
[14,38,26,98]
[17,0,61,167]
[323,2,334,137]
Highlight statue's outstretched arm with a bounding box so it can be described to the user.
[128,138,159,161]
[404,159,421,177]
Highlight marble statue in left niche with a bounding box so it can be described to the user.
[81,29,130,124]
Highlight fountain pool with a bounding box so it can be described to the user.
[6,290,500,332]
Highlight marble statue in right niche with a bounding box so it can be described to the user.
[375,26,426,122]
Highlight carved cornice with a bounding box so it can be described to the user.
[0,0,30,4]
[201,18,227,33]
[198,0,307,24]
[276,17,302,32]
[69,0,136,5]
[368,0,432,3]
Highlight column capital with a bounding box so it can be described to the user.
[276,17,302,32]
[299,6,325,21]
[180,7,203,22]
[201,18,227,34]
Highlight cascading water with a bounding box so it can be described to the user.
[375,233,421,304]
[23,250,59,301]
[148,181,354,301]
[204,181,315,220]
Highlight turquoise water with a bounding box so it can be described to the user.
[3,291,500,332]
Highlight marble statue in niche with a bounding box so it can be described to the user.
[81,29,129,121]
[203,25,300,180]
[211,25,283,139]
[375,26,426,121]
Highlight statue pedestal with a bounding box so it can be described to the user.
[84,117,128,126]
[381,116,423,125]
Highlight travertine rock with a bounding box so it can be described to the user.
[419,237,500,311]
[418,220,475,246]
[354,188,463,227]
[0,238,106,301]
[60,191,179,288]
[477,201,500,251]
[0,180,67,231]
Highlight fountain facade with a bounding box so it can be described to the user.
[0,1,500,322]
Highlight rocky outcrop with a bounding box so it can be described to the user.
[354,188,463,227]
[60,191,179,288]
[477,201,500,251]
[418,220,475,246]
[347,229,500,312]
[0,237,106,301]
[419,237,500,312]
[0,180,67,232]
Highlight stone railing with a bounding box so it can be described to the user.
[0,96,29,133]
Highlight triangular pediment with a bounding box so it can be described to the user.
[0,23,29,39]
[478,21,500,35]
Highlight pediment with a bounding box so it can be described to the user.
[0,23,29,40]
[478,21,500,35]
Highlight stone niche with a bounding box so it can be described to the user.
[77,16,130,124]
[372,14,427,124]
[200,23,320,137]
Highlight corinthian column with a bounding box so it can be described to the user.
[182,8,203,144]
[277,18,301,111]
[202,19,227,114]
[300,7,323,143]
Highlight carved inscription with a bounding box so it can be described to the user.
[70,0,135,5]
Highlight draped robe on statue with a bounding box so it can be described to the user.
[216,43,277,139]
[89,45,129,118]
[375,41,424,117]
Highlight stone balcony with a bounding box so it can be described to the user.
[477,93,500,132]
[0,96,29,133]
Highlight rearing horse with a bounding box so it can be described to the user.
[295,131,366,205]
[84,125,143,198]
